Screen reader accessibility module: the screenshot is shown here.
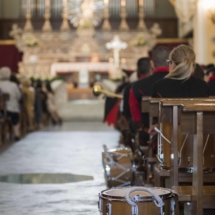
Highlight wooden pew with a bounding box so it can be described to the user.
[152,98,215,187]
[141,97,158,183]
[171,102,215,215]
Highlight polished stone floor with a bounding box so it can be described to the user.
[0,122,118,215]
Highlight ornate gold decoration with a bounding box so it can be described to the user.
[68,0,104,28]
[169,0,198,23]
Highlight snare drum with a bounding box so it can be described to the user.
[98,187,175,215]
[102,148,133,188]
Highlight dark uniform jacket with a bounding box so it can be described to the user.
[152,76,209,98]
[208,76,215,96]
[130,67,169,127]
[122,83,132,119]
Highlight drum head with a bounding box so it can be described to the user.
[100,187,172,202]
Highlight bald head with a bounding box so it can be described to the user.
[152,46,170,68]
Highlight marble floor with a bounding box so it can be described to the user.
[0,122,118,215]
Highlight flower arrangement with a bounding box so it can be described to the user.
[130,34,148,47]
[25,34,39,47]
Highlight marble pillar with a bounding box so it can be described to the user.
[194,0,215,64]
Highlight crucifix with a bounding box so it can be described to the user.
[106,35,127,68]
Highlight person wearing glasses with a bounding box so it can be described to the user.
[149,45,209,139]
[152,45,209,98]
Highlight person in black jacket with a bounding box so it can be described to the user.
[207,67,215,96]
[129,46,170,146]
[120,57,150,147]
[130,46,170,128]
[149,45,209,148]
[152,45,209,98]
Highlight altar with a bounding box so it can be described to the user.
[51,62,115,88]
[12,0,161,82]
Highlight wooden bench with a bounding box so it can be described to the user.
[159,100,215,214]
[141,97,158,183]
[152,98,215,187]
[173,103,215,214]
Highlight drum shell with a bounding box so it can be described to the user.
[99,187,172,215]
[102,148,133,188]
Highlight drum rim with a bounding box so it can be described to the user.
[99,187,172,202]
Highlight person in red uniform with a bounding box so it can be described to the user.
[120,57,151,147]
[129,46,170,145]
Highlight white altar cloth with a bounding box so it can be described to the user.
[50,62,115,76]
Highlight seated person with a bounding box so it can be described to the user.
[0,67,21,140]
[152,45,209,98]
[206,66,215,96]
[149,45,209,137]
[129,47,170,146]
[21,78,35,131]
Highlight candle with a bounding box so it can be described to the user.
[104,0,109,6]
[45,0,50,7]
[121,58,126,64]
[63,0,67,6]
[121,0,126,7]
[139,0,143,7]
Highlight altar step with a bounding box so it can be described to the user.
[67,87,96,100]
[58,99,105,121]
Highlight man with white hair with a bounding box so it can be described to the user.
[0,67,21,141]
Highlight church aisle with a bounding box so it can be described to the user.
[0,122,119,215]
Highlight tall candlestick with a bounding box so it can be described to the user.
[61,0,70,30]
[138,0,146,30]
[102,0,111,30]
[24,0,33,31]
[119,0,129,30]
[42,0,52,31]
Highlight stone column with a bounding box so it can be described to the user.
[194,0,215,64]
[24,0,33,31]
[138,0,146,30]
[60,0,70,30]
[119,0,129,30]
[102,0,111,30]
[42,0,52,31]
